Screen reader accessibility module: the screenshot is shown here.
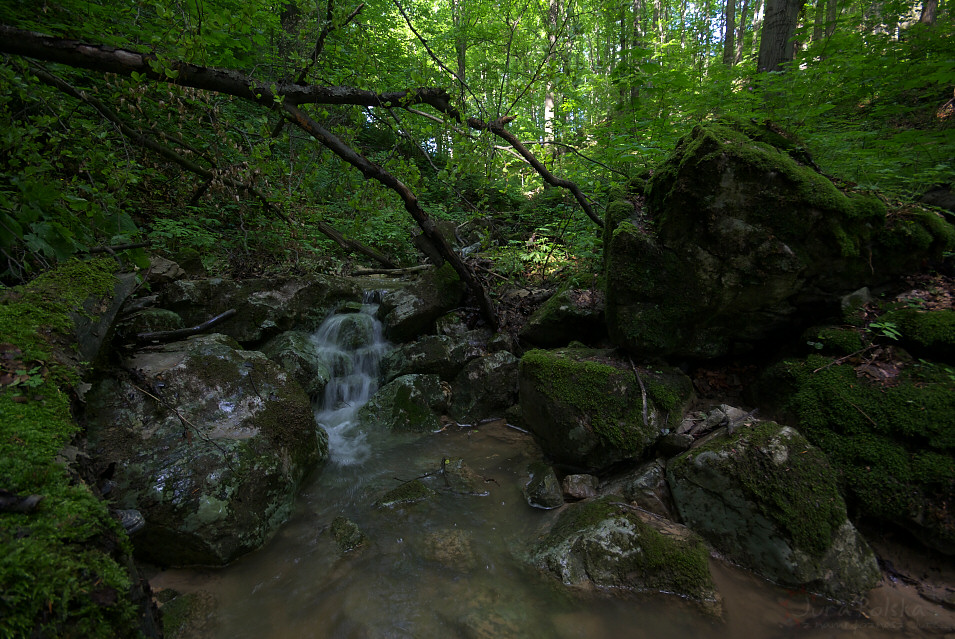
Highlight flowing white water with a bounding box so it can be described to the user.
[311,293,389,467]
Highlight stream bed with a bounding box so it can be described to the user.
[149,300,934,639]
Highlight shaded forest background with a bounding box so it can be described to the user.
[0,0,952,289]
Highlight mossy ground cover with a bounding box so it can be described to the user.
[764,353,955,548]
[0,259,143,638]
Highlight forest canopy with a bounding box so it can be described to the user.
[0,0,952,288]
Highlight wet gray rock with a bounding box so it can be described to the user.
[561,474,598,501]
[85,334,326,566]
[260,330,331,398]
[449,351,519,423]
[161,276,360,343]
[381,334,482,383]
[72,272,139,367]
[120,308,185,337]
[379,264,466,341]
[358,374,448,432]
[602,459,676,519]
[146,256,185,286]
[532,496,721,613]
[667,421,880,600]
[522,461,563,509]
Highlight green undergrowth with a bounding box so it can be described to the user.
[761,354,955,549]
[0,259,142,638]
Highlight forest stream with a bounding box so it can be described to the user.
[147,296,944,639]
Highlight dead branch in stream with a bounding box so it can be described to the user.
[135,309,237,344]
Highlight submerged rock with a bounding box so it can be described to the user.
[330,516,367,553]
[532,496,721,613]
[667,421,880,599]
[374,479,436,508]
[85,334,326,566]
[518,348,693,471]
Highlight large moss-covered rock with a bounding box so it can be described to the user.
[379,264,466,341]
[260,330,331,398]
[758,354,955,554]
[161,276,360,343]
[532,496,721,612]
[85,334,326,566]
[518,286,605,348]
[879,308,955,364]
[518,348,693,471]
[380,334,483,383]
[605,124,953,358]
[357,374,448,432]
[449,351,519,423]
[667,421,880,599]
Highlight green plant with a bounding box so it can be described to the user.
[868,320,901,341]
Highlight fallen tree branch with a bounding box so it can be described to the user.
[32,64,396,268]
[467,117,603,228]
[135,309,237,343]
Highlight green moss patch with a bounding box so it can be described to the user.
[0,259,142,638]
[762,354,955,549]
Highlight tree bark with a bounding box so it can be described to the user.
[919,0,938,25]
[723,0,737,65]
[467,117,603,228]
[0,25,460,118]
[756,0,807,72]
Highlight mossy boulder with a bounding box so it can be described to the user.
[260,330,332,398]
[379,263,466,342]
[161,275,361,343]
[373,479,436,508]
[532,496,721,612]
[448,351,519,423]
[380,334,483,383]
[518,286,606,348]
[357,374,448,432]
[604,124,952,358]
[85,334,326,566]
[758,354,955,554]
[518,348,693,471]
[879,308,955,364]
[1,260,155,638]
[667,421,880,599]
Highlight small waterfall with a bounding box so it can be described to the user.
[312,291,389,466]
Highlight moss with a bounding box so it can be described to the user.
[373,479,436,508]
[880,308,955,363]
[521,349,647,451]
[803,326,864,355]
[330,516,367,552]
[688,421,847,555]
[0,260,141,638]
[536,496,714,600]
[762,355,955,547]
[602,200,636,255]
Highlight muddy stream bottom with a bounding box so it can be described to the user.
[149,421,949,638]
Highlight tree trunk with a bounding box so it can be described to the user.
[756,0,807,72]
[735,0,750,62]
[723,0,738,65]
[919,0,938,25]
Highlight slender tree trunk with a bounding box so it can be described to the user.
[919,0,938,25]
[723,0,737,65]
[735,0,750,62]
[630,0,644,108]
[544,0,560,161]
[825,0,838,37]
[756,0,806,72]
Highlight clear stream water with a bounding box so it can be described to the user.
[150,299,926,639]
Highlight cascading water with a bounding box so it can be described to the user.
[311,291,389,466]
